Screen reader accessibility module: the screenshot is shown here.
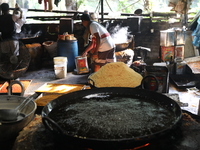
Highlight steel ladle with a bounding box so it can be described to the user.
[0,93,39,121]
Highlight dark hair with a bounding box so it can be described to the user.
[81,14,91,21]
[0,3,9,12]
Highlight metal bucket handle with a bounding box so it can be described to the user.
[42,116,64,134]
[7,80,25,96]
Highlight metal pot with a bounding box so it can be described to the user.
[0,81,37,142]
[0,95,37,141]
[184,56,200,75]
[160,30,175,46]
[42,87,182,149]
[18,31,42,45]
[115,42,130,51]
[175,28,186,45]
[115,36,135,52]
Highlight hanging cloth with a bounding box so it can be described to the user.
[54,0,61,7]
[44,0,48,11]
[44,0,53,11]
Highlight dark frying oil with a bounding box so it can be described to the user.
[48,94,176,139]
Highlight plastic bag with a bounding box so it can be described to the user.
[192,17,200,47]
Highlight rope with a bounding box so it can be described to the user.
[95,0,101,13]
[121,0,142,11]
[105,0,113,12]
[95,0,113,13]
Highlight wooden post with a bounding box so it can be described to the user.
[183,0,188,27]
[101,0,104,22]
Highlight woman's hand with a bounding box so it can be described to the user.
[91,54,98,62]
[81,51,88,57]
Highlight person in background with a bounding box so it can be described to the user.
[0,3,16,40]
[81,13,116,72]
[82,10,91,47]
[0,3,24,40]
[0,3,25,65]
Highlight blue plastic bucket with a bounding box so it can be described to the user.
[57,40,78,72]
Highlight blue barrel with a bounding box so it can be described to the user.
[57,40,78,72]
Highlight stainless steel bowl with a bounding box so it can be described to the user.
[0,95,36,142]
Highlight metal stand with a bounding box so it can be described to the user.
[95,0,112,22]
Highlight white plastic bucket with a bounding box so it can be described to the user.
[54,64,67,79]
[53,57,67,78]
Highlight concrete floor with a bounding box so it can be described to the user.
[19,68,90,96]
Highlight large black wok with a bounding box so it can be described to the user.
[42,87,182,149]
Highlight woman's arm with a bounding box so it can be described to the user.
[91,32,100,59]
[82,36,96,56]
[92,32,100,54]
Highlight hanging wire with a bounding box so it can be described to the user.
[105,0,113,12]
[95,0,113,13]
[95,0,101,13]
[121,0,142,11]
